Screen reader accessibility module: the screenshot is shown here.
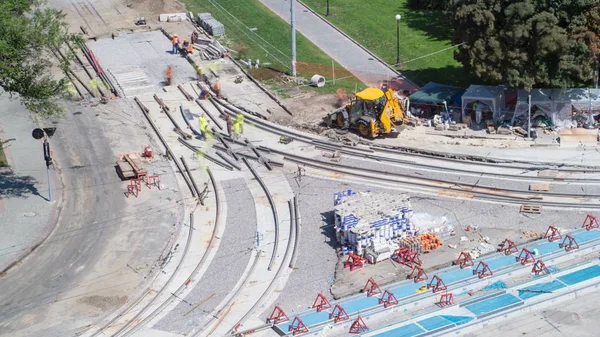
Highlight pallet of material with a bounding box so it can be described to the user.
[116,153,145,179]
[117,160,135,179]
[520,204,542,214]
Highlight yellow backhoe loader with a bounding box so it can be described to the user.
[325,87,408,138]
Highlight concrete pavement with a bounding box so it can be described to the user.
[259,0,418,90]
[0,96,62,274]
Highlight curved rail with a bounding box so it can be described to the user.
[284,155,600,209]
[227,198,297,335]
[242,157,279,271]
[211,96,600,174]
[118,168,223,337]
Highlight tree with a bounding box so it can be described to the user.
[0,0,82,117]
[449,0,600,90]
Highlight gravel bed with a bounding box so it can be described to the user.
[154,178,256,333]
[263,174,588,307]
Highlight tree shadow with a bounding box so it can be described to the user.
[399,4,453,42]
[320,210,338,249]
[0,170,47,201]
[402,64,477,88]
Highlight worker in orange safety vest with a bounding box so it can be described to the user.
[171,34,179,54]
[186,43,193,55]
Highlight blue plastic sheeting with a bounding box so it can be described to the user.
[517,280,565,300]
[483,280,507,291]
[372,323,425,337]
[485,255,517,271]
[438,268,474,285]
[559,265,600,286]
[465,293,522,316]
[417,316,452,331]
[344,295,382,314]
[440,315,474,325]
[276,310,330,332]
[390,281,427,303]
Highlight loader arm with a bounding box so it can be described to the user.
[385,89,409,124]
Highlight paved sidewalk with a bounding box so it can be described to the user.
[0,96,62,273]
[259,0,418,90]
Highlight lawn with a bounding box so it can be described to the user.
[0,142,7,167]
[301,0,477,87]
[182,0,366,95]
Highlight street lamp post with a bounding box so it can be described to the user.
[527,94,532,139]
[326,0,330,16]
[395,14,401,66]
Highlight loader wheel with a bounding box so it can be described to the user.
[357,119,372,138]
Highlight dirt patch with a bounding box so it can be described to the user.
[249,67,286,81]
[77,295,128,311]
[128,0,186,15]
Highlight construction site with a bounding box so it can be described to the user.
[3,1,600,337]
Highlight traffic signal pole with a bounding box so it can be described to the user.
[43,138,53,203]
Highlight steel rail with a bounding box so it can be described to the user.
[242,157,279,270]
[118,168,223,337]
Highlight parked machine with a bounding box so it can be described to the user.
[325,87,408,138]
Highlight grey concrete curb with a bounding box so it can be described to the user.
[295,0,419,89]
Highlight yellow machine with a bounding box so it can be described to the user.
[325,87,408,138]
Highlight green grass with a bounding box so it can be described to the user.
[301,0,477,87]
[0,142,7,167]
[183,0,365,95]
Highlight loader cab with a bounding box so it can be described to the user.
[349,88,386,121]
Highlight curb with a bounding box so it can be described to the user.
[295,0,419,89]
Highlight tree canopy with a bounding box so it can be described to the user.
[0,0,82,117]
[449,0,600,90]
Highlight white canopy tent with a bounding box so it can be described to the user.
[512,89,556,127]
[569,88,600,112]
[461,85,505,121]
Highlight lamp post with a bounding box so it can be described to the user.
[326,0,330,16]
[527,94,532,139]
[395,14,401,66]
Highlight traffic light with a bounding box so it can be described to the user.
[43,140,52,167]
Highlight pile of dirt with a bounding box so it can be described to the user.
[128,0,185,14]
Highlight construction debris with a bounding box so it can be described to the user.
[193,37,227,60]
[334,191,452,263]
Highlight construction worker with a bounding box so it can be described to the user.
[225,115,233,136]
[233,113,244,139]
[191,31,199,44]
[213,79,221,98]
[171,34,179,54]
[198,115,212,140]
[186,43,193,55]
[64,80,78,99]
[165,66,174,86]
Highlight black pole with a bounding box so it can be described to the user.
[326,0,330,16]
[396,19,400,65]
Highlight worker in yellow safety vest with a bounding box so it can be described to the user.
[198,115,212,140]
[232,113,244,140]
[64,80,78,99]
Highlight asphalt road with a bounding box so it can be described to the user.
[0,99,182,337]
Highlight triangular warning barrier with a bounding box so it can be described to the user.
[427,275,447,293]
[408,251,422,266]
[288,316,309,335]
[544,226,561,242]
[329,304,349,323]
[499,239,518,255]
[582,214,599,231]
[455,251,474,268]
[392,247,410,265]
[408,265,428,282]
[473,261,493,279]
[531,259,549,276]
[349,315,368,334]
[311,293,331,312]
[362,278,382,297]
[517,248,535,265]
[344,253,364,271]
[560,234,579,252]
[438,293,454,308]
[379,289,399,308]
[268,306,289,324]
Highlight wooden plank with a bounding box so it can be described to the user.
[520,205,542,214]
[537,170,558,178]
[529,184,550,192]
[125,153,145,173]
[116,160,135,178]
